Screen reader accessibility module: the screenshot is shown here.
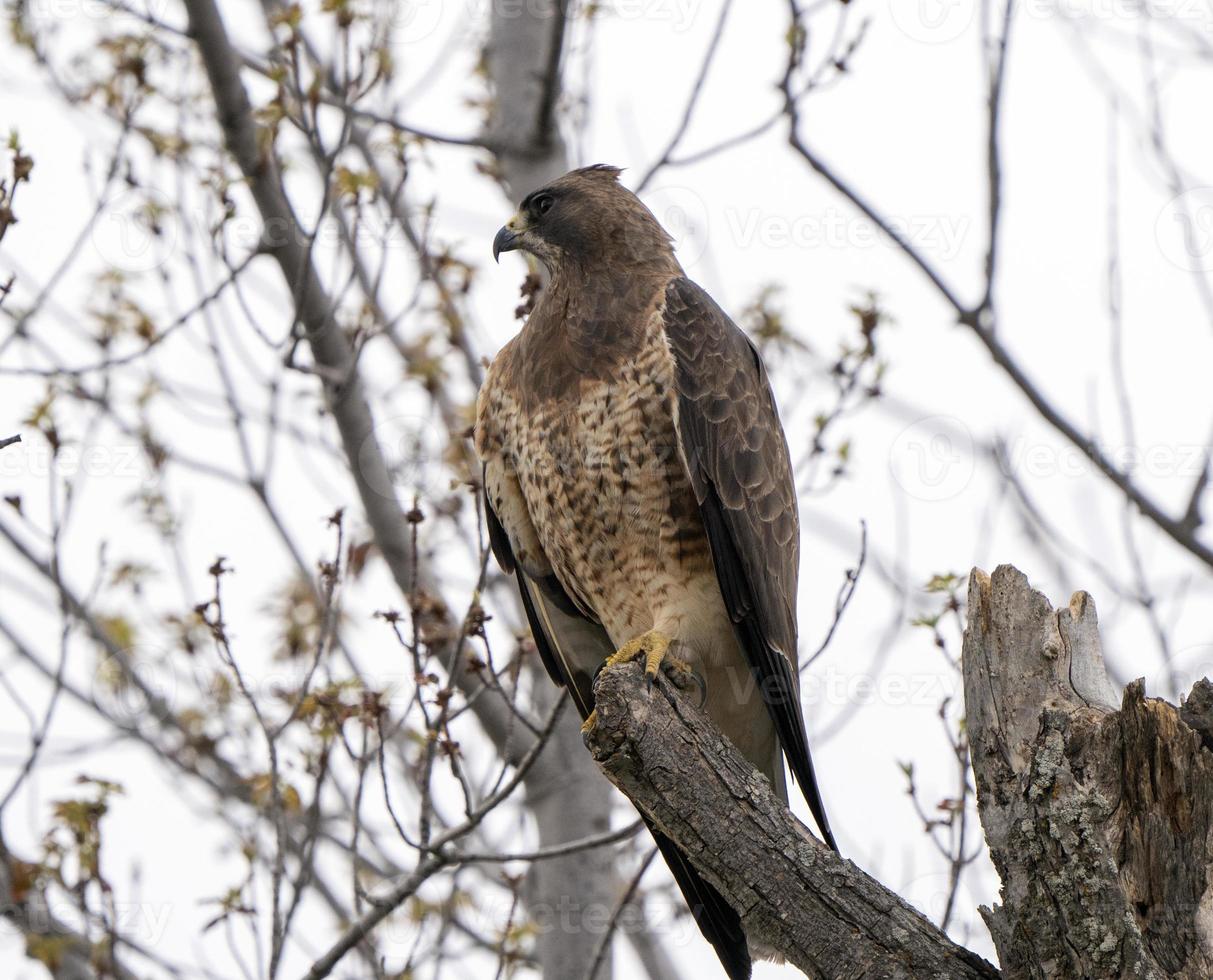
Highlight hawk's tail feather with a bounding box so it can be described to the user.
[647,821,752,980]
[698,486,839,854]
[736,608,839,853]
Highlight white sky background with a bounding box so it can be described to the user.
[2,0,1213,976]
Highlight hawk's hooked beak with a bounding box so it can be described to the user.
[492,213,528,263]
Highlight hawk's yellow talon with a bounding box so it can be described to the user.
[604,629,689,682]
[580,709,597,735]
[644,646,667,681]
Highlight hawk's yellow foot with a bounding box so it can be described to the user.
[604,629,688,683]
[580,709,597,735]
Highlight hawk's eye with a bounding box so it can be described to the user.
[532,193,554,217]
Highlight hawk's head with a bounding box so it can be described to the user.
[493,164,675,274]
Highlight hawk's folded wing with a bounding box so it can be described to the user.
[663,277,837,852]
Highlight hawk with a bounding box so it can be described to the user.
[475,164,835,979]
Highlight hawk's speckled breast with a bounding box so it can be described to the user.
[478,304,713,647]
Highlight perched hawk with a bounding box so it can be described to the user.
[475,164,835,979]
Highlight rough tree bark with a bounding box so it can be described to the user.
[584,664,1001,980]
[584,564,1213,979]
[964,565,1213,980]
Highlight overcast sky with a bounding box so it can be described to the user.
[3,0,1213,975]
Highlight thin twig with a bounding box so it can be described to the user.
[804,520,867,670]
[584,846,659,980]
[780,0,1213,572]
[448,820,643,864]
[302,698,568,980]
[635,0,734,194]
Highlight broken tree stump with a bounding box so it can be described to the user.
[963,565,1213,980]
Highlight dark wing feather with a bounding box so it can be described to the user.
[484,485,597,712]
[649,829,750,980]
[483,482,752,977]
[663,277,837,853]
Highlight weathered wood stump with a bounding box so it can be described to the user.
[964,565,1213,980]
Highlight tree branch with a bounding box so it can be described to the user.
[583,566,1213,979]
[780,0,1213,574]
[582,663,1001,979]
[0,835,138,980]
[483,0,570,197]
[634,0,734,194]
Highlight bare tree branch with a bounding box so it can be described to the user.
[780,0,1213,573]
[583,662,1001,979]
[0,833,137,980]
[303,698,567,980]
[634,0,734,194]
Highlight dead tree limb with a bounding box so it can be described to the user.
[964,565,1213,980]
[583,663,1001,979]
